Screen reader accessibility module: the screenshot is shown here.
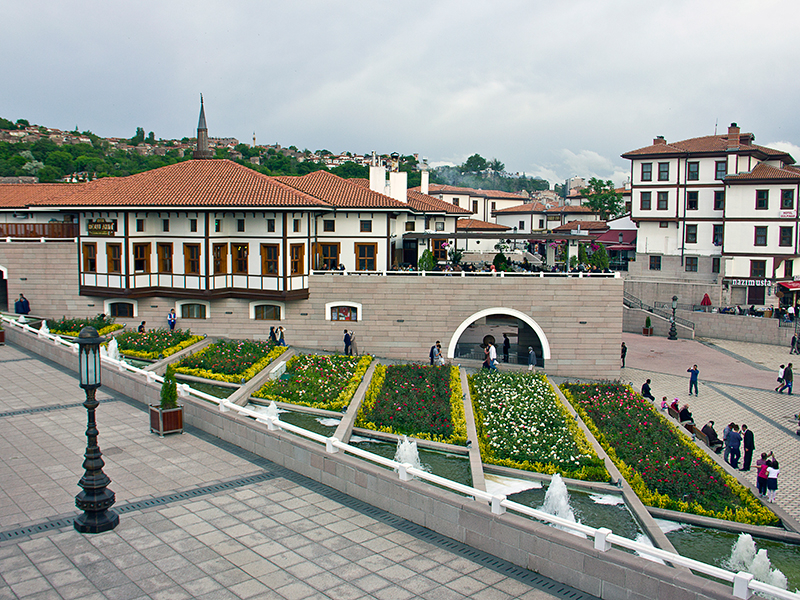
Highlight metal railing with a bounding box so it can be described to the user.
[1,314,795,600]
[312,269,620,279]
[624,293,696,330]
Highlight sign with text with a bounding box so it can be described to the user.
[87,218,117,236]
[780,211,796,219]
[724,278,769,287]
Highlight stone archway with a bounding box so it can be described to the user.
[445,307,552,362]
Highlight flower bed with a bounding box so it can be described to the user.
[115,329,204,360]
[469,371,607,481]
[253,354,372,411]
[47,314,122,337]
[356,364,466,444]
[175,340,285,383]
[561,382,777,525]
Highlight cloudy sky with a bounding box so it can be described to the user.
[3,0,799,187]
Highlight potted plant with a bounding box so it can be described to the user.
[0,320,5,345]
[150,365,184,436]
[643,316,654,336]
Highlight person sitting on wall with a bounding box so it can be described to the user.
[701,421,724,453]
[679,403,694,424]
[670,398,680,413]
[641,379,655,401]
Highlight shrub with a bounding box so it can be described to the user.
[160,365,178,409]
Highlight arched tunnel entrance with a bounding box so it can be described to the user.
[446,308,551,367]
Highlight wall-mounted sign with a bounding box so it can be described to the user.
[780,211,796,219]
[87,218,117,236]
[724,278,769,287]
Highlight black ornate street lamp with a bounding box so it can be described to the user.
[74,326,119,533]
[668,295,678,341]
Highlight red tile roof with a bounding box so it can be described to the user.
[456,218,510,231]
[406,190,471,214]
[413,183,527,200]
[0,183,84,208]
[493,202,547,214]
[277,170,406,208]
[26,160,327,208]
[544,205,595,214]
[726,162,800,182]
[622,134,793,162]
[552,220,608,232]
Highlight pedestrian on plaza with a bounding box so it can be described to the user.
[14,294,31,315]
[621,342,627,368]
[502,334,510,363]
[776,364,786,391]
[789,305,796,321]
[430,341,440,365]
[641,379,655,401]
[726,424,742,469]
[778,363,793,394]
[167,308,177,331]
[791,334,798,354]
[269,326,277,345]
[528,346,536,371]
[741,424,755,471]
[756,452,772,497]
[687,364,699,396]
[722,422,734,464]
[488,342,498,370]
[343,329,352,355]
[138,321,146,333]
[277,326,286,346]
[766,458,780,503]
[349,330,358,356]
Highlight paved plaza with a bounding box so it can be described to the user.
[0,344,591,600]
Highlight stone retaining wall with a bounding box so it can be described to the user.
[6,325,741,600]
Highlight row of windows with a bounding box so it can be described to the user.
[679,225,794,247]
[649,255,721,274]
[640,160,728,182]
[132,217,420,235]
[108,301,357,323]
[639,189,795,212]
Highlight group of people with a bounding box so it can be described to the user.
[429,340,445,366]
[343,330,358,355]
[268,326,287,346]
[14,294,30,315]
[776,363,793,394]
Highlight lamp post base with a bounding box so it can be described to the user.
[74,509,119,533]
[74,487,118,533]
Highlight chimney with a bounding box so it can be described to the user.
[653,136,666,145]
[369,165,386,193]
[420,158,429,195]
[388,171,408,203]
[727,122,740,150]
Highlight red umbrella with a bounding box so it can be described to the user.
[701,293,712,306]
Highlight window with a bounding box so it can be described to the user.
[453,199,459,207]
[82,243,97,272]
[538,219,544,229]
[331,306,358,321]
[214,219,221,232]
[714,191,725,211]
[713,224,723,246]
[181,303,206,319]
[405,221,415,232]
[715,161,727,180]
[109,302,134,318]
[237,219,245,232]
[107,243,121,273]
[641,163,652,181]
[190,219,197,232]
[685,225,697,244]
[750,260,766,278]
[640,192,651,210]
[780,226,793,247]
[254,305,281,320]
[657,192,668,210]
[472,200,478,214]
[136,219,145,232]
[293,219,301,233]
[687,191,698,210]
[658,162,669,181]
[519,221,525,230]
[360,220,372,233]
[491,201,496,211]
[756,190,769,210]
[659,221,669,228]
[354,243,376,271]
[323,220,335,232]
[785,260,794,279]
[157,243,173,273]
[261,244,279,275]
[267,219,276,232]
[232,243,248,274]
[290,244,304,275]
[212,243,227,274]
[782,189,795,210]
[712,257,721,274]
[649,256,661,271]
[435,221,445,232]
[432,239,448,261]
[313,243,339,270]
[754,226,767,246]
[685,257,698,272]
[184,244,200,275]
[133,243,150,273]
[687,162,699,180]
[162,219,169,232]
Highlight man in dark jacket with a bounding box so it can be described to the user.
[778,363,793,395]
[343,329,352,355]
[641,379,655,401]
[741,425,755,471]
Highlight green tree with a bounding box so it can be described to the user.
[487,158,505,173]
[578,243,589,265]
[160,365,179,409]
[590,243,610,270]
[330,161,367,179]
[493,250,508,271]
[146,131,155,144]
[130,127,145,146]
[461,153,487,173]
[46,150,75,175]
[579,177,623,220]
[418,249,437,271]
[37,165,61,182]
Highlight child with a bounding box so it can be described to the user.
[661,397,668,410]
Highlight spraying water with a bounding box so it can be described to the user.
[394,435,427,472]
[725,534,788,591]
[39,320,49,336]
[540,474,585,538]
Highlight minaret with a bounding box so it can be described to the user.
[192,94,213,159]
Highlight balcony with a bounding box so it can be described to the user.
[0,223,78,239]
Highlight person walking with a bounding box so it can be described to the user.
[528,346,536,371]
[277,326,286,346]
[343,329,352,355]
[502,334,510,363]
[167,308,177,331]
[269,326,277,345]
[741,425,755,471]
[722,422,734,464]
[620,342,627,368]
[792,334,798,355]
[756,453,771,497]
[430,341,440,365]
[641,379,655,401]
[776,364,786,391]
[349,330,358,356]
[687,365,699,396]
[778,363,793,394]
[766,458,780,503]
[488,342,498,370]
[726,424,742,469]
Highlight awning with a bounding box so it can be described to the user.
[605,244,636,251]
[778,281,800,290]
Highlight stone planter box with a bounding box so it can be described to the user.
[149,405,184,436]
[642,327,654,336]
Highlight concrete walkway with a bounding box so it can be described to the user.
[0,343,593,600]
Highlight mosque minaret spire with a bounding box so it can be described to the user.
[192,94,213,159]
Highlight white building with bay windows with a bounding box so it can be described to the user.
[624,123,800,307]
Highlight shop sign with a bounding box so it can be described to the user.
[780,211,796,219]
[724,278,769,287]
[87,218,117,236]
